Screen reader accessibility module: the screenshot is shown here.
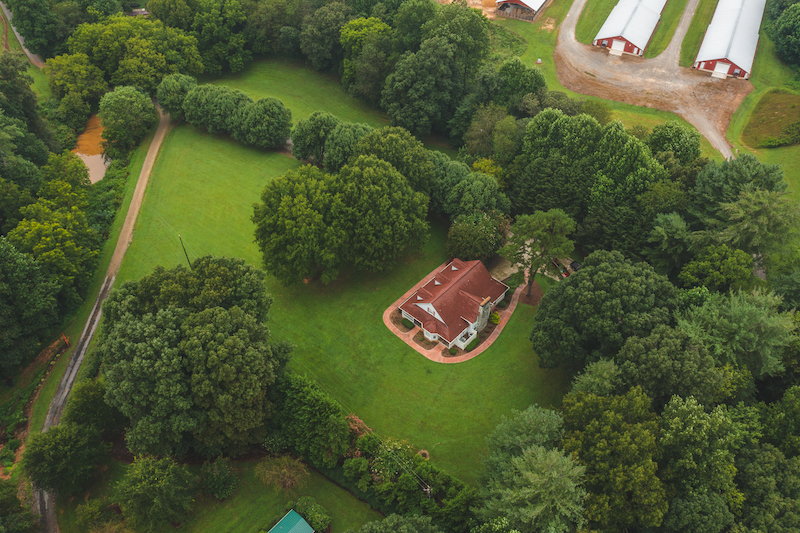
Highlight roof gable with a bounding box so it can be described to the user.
[268,511,314,533]
[695,0,766,73]
[594,0,668,50]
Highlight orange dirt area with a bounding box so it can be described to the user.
[72,114,104,156]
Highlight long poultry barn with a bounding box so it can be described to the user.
[693,0,766,79]
[592,0,669,57]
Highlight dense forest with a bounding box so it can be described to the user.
[0,0,799,532]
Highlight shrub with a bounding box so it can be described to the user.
[489,311,500,325]
[254,455,309,494]
[466,338,479,351]
[401,318,414,329]
[201,456,238,500]
[497,300,508,308]
[449,347,458,355]
[293,496,332,532]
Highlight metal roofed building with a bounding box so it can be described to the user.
[693,0,766,79]
[495,0,548,19]
[592,0,669,56]
[268,511,314,533]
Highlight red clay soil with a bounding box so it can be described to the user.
[72,115,105,156]
[517,281,544,307]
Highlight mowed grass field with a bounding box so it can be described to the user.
[115,124,571,485]
[679,0,718,66]
[208,59,388,127]
[575,0,617,44]
[57,461,382,533]
[645,0,691,58]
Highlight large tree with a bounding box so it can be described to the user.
[156,73,198,121]
[43,52,108,101]
[98,256,291,456]
[98,86,158,157]
[22,424,108,496]
[117,456,196,531]
[562,387,667,532]
[299,2,352,71]
[531,250,679,370]
[291,111,341,163]
[191,0,251,74]
[499,209,575,297]
[351,126,435,194]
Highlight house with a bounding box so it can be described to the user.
[693,0,766,79]
[267,510,314,533]
[399,259,509,350]
[592,0,668,56]
[495,0,547,19]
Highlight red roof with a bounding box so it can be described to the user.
[399,259,508,343]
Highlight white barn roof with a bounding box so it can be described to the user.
[495,0,547,13]
[594,0,668,50]
[695,0,766,74]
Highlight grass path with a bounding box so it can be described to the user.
[645,0,691,58]
[678,0,717,66]
[574,0,616,44]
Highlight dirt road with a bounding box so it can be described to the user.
[554,0,751,158]
[34,110,172,533]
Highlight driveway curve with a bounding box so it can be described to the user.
[554,0,752,158]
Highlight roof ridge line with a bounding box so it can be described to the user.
[724,0,747,60]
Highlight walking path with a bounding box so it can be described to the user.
[34,110,172,533]
[554,0,752,158]
[382,261,527,363]
[0,1,44,67]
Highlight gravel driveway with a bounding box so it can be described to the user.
[554,0,753,158]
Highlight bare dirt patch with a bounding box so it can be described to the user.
[517,280,544,307]
[540,17,556,31]
[413,331,439,350]
[389,309,413,332]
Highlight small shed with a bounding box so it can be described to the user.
[495,0,547,19]
[693,0,766,79]
[592,0,668,56]
[268,511,314,533]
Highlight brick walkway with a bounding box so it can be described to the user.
[382,260,526,364]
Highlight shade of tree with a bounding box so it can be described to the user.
[581,99,612,125]
[482,404,564,480]
[352,126,435,194]
[291,111,342,163]
[300,2,352,71]
[7,192,99,311]
[678,290,795,380]
[678,243,753,291]
[98,86,158,157]
[61,378,126,439]
[420,0,490,82]
[22,424,108,496]
[323,122,373,172]
[356,514,443,533]
[0,178,34,234]
[531,250,679,370]
[331,155,428,272]
[562,387,667,532]
[99,256,291,456]
[445,211,507,264]
[478,445,587,533]
[279,373,350,468]
[117,456,196,531]
[0,238,59,373]
[381,36,462,137]
[0,478,38,533]
[660,396,742,512]
[690,154,785,222]
[156,73,198,121]
[570,359,622,396]
[443,172,510,218]
[191,0,251,74]
[43,52,108,101]
[615,325,723,408]
[68,15,203,94]
[774,3,800,64]
[734,443,800,532]
[236,98,292,149]
[647,121,701,164]
[252,165,345,285]
[500,209,575,297]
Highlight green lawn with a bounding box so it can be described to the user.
[679,0,718,66]
[645,0,691,58]
[208,58,388,127]
[575,0,617,44]
[57,462,382,533]
[113,124,570,485]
